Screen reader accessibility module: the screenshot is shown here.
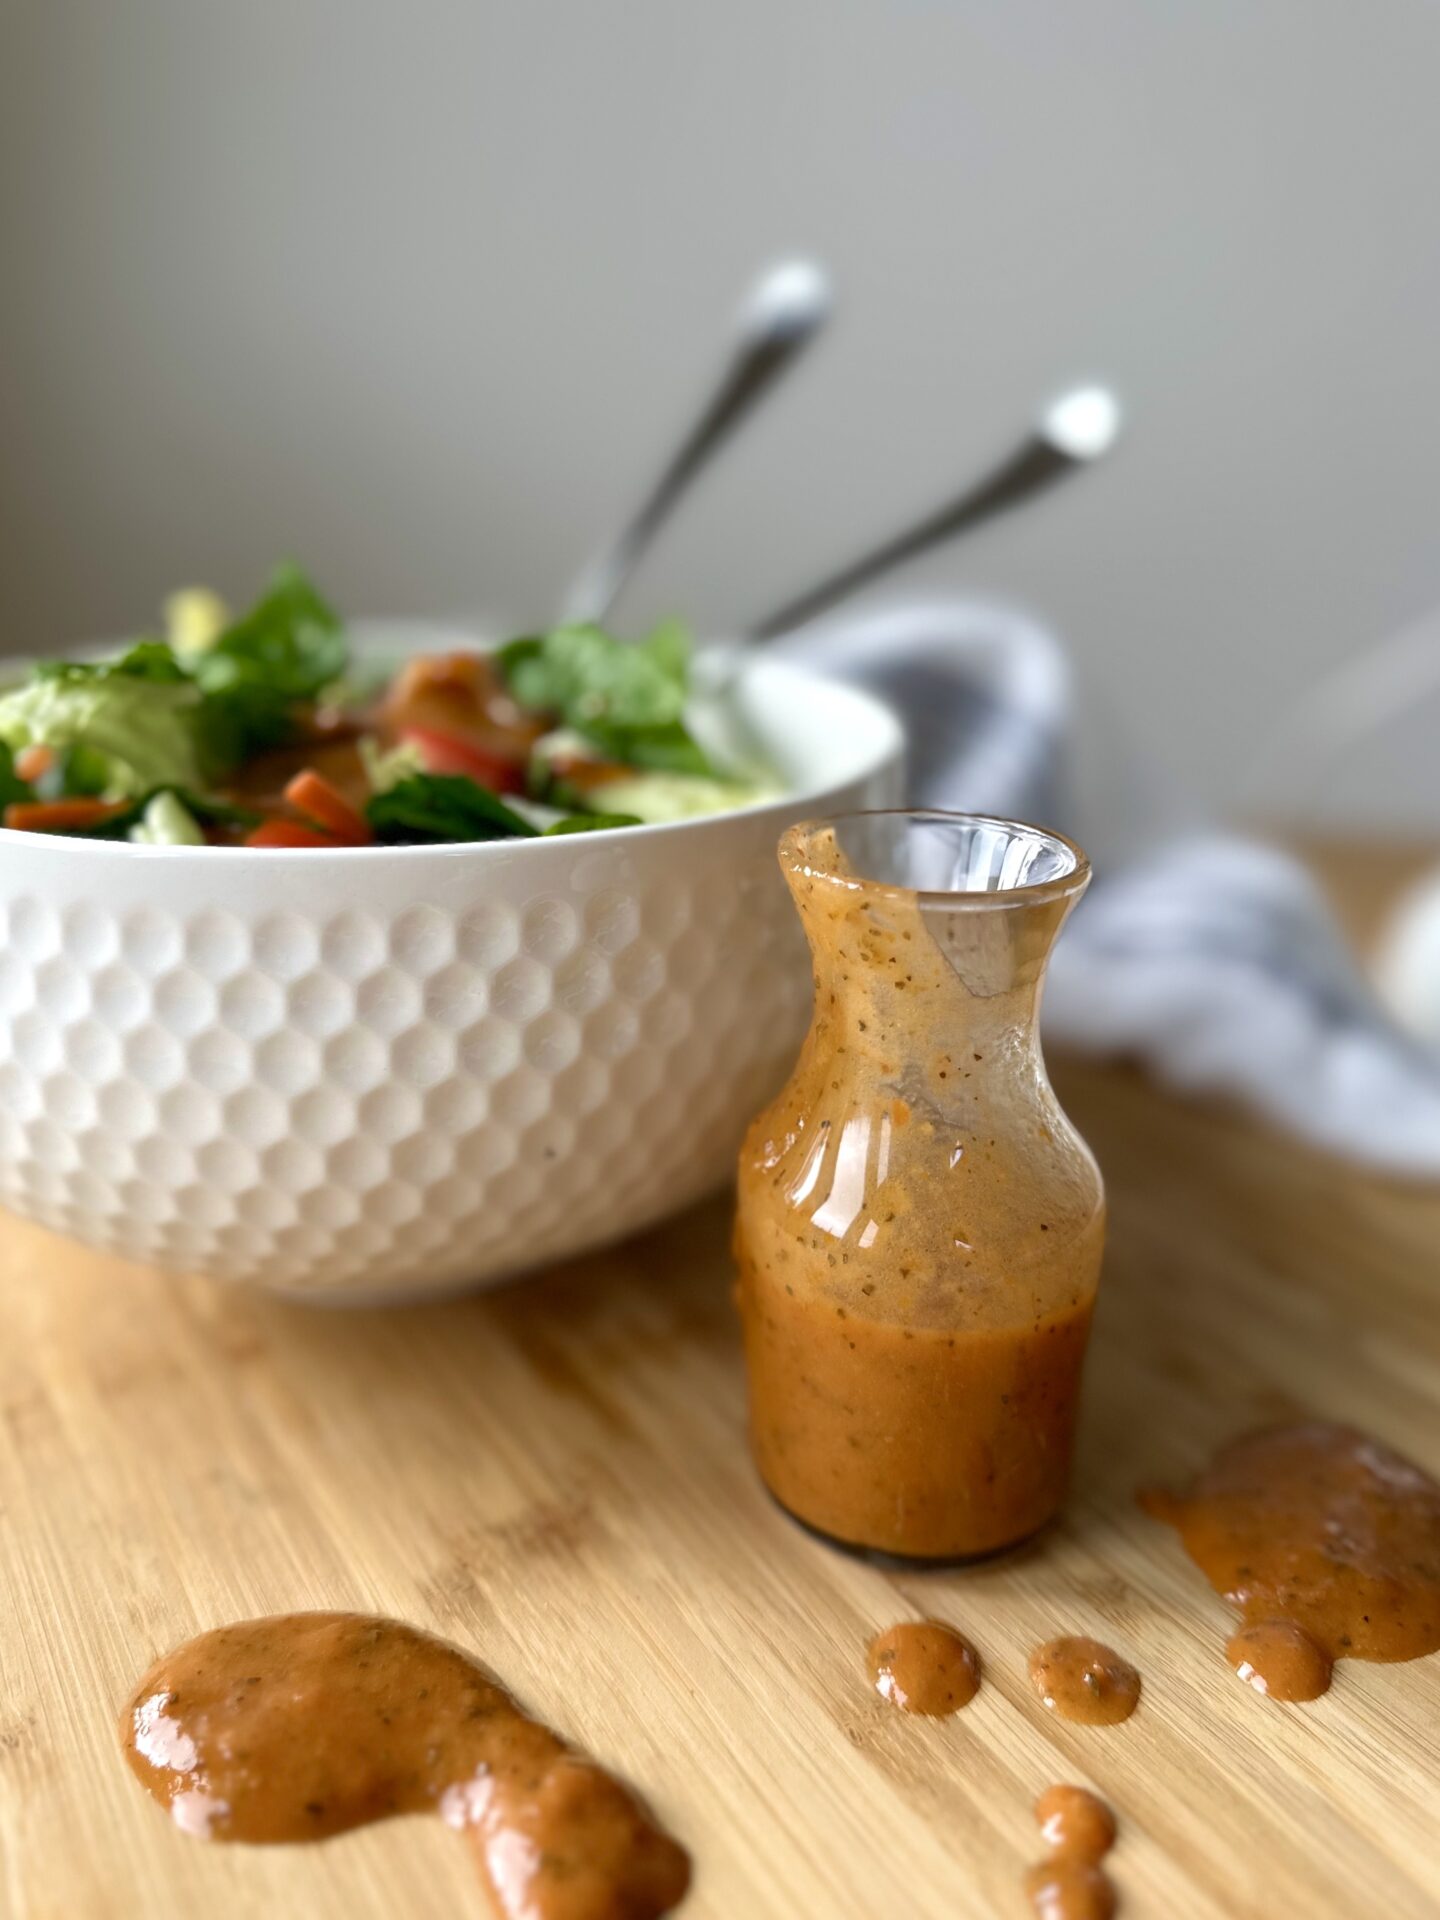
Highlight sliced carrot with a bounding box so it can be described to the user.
[244,818,341,850]
[3,797,131,833]
[283,769,372,844]
[14,744,54,783]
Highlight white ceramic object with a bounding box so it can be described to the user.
[1374,859,1440,1046]
[0,634,903,1300]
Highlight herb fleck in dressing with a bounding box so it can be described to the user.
[120,1612,690,1920]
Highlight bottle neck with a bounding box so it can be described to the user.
[791,871,1070,1070]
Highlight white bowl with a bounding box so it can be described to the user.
[0,631,903,1300]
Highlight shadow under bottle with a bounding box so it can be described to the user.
[734,811,1105,1560]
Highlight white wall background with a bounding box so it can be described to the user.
[3,0,1440,831]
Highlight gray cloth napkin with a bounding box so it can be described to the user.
[775,600,1440,1179]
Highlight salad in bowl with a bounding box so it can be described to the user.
[0,574,902,1299]
[0,566,779,850]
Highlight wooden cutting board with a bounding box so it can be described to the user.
[2,832,1439,1920]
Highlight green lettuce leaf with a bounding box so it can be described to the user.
[541,811,644,834]
[0,744,33,810]
[366,773,540,844]
[497,619,713,775]
[0,567,348,801]
[43,743,113,798]
[191,564,348,750]
[27,638,189,688]
[0,647,227,795]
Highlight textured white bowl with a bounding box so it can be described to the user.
[0,635,902,1299]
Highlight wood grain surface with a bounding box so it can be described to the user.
[2,928,1439,1918]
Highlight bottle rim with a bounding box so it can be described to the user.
[780,809,1091,910]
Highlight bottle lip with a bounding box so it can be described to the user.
[780,809,1091,910]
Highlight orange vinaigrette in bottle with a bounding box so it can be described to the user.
[735,811,1103,1558]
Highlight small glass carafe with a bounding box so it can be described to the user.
[735,811,1104,1559]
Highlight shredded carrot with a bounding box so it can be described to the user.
[283,769,372,844]
[3,798,130,833]
[244,818,340,850]
[14,745,54,783]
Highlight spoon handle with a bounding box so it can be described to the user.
[562,260,831,629]
[749,435,1079,642]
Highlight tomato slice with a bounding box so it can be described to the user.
[399,726,527,794]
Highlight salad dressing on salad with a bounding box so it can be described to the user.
[120,1612,690,1920]
[0,567,776,848]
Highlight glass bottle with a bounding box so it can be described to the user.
[735,811,1104,1559]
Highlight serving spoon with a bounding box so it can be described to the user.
[561,258,833,628]
[747,384,1123,641]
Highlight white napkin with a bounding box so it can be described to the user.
[774,598,1072,826]
[775,600,1440,1179]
